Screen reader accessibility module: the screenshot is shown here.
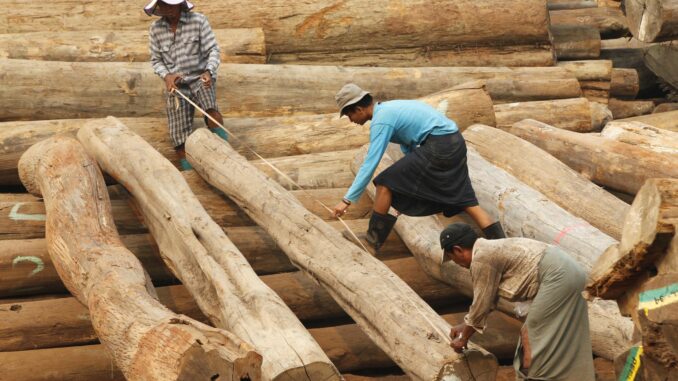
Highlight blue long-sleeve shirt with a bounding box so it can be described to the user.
[344,100,459,203]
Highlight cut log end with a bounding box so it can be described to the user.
[437,350,498,381]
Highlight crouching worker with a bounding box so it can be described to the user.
[332,83,504,253]
[145,0,228,170]
[440,223,594,381]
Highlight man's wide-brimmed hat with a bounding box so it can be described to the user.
[335,83,370,117]
[144,0,194,16]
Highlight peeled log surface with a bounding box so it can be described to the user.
[352,145,632,360]
[624,0,678,42]
[493,97,611,131]
[619,110,678,132]
[557,60,613,81]
[608,98,655,119]
[601,121,678,155]
[78,118,339,381]
[0,310,518,381]
[16,136,262,381]
[551,24,602,59]
[186,129,499,381]
[462,124,629,239]
[0,29,266,63]
[587,179,677,299]
[0,85,496,185]
[0,219,412,299]
[610,68,640,98]
[550,6,629,38]
[502,119,678,194]
[0,0,552,64]
[0,59,580,121]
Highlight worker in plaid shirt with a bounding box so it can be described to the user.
[145,0,228,170]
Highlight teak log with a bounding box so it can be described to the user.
[608,99,655,119]
[0,59,580,121]
[624,0,678,42]
[550,6,629,38]
[0,310,519,381]
[610,68,640,98]
[16,136,261,381]
[0,84,496,185]
[601,121,678,155]
[186,129,499,381]
[462,124,629,239]
[557,59,613,81]
[643,43,678,91]
[502,119,678,194]
[551,24,602,59]
[0,218,412,299]
[493,97,611,131]
[0,29,266,63]
[78,118,340,381]
[352,145,632,361]
[548,0,598,9]
[0,0,553,67]
[618,110,678,132]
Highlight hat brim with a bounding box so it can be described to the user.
[339,91,370,117]
[144,0,194,16]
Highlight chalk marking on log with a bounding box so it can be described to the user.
[618,345,643,381]
[638,283,678,316]
[8,203,46,221]
[552,223,590,245]
[12,256,45,277]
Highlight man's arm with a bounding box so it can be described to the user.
[149,25,170,79]
[344,125,392,203]
[200,17,221,78]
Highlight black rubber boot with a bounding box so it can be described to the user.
[365,212,398,251]
[482,221,506,239]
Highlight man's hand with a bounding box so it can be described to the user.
[200,71,212,88]
[164,73,183,92]
[451,336,469,353]
[332,200,350,218]
[450,323,466,341]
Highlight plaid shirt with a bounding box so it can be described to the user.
[149,11,220,83]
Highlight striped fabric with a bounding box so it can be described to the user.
[166,80,219,148]
[149,11,221,83]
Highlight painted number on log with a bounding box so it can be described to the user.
[9,203,46,221]
[12,256,45,277]
[638,283,678,315]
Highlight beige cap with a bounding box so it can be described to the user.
[335,83,370,116]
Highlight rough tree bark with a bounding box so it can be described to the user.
[501,119,678,194]
[0,29,266,63]
[0,60,580,121]
[462,124,629,239]
[351,145,633,361]
[77,118,340,381]
[186,128,499,381]
[0,84,496,185]
[15,135,261,381]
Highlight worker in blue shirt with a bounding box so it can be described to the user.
[332,83,505,252]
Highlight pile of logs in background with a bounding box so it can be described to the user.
[0,0,677,380]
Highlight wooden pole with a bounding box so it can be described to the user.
[77,117,340,381]
[16,135,262,381]
[185,128,499,381]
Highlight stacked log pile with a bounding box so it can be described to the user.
[2,0,677,379]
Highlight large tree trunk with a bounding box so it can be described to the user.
[618,110,678,132]
[0,219,412,299]
[501,119,678,194]
[0,309,518,381]
[607,98,655,118]
[351,145,633,360]
[0,59,580,121]
[462,124,629,239]
[550,6,629,37]
[185,128,498,381]
[0,0,554,67]
[0,85,496,186]
[551,24,602,59]
[15,136,261,381]
[623,0,678,42]
[0,29,266,63]
[77,118,340,381]
[493,97,611,131]
[600,121,678,154]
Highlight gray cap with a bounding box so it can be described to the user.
[335,83,370,116]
